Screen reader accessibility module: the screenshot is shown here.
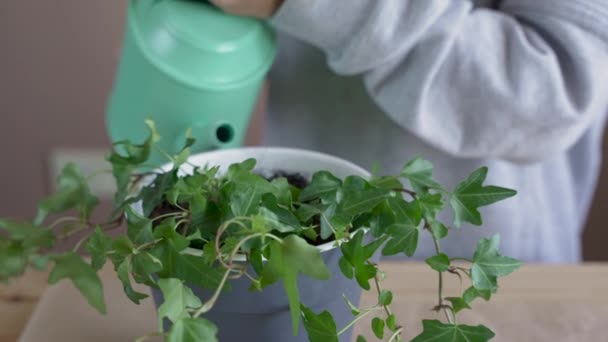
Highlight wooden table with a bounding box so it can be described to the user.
[2,262,608,342]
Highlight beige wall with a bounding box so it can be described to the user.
[1,1,606,260]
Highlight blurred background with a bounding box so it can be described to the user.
[0,1,606,261]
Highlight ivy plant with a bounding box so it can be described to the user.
[0,120,521,341]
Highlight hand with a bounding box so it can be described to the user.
[209,0,284,19]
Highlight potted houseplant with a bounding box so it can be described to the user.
[0,120,522,341]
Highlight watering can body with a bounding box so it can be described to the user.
[106,0,277,166]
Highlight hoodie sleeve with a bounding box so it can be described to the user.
[270,0,608,163]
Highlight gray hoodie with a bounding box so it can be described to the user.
[263,0,608,263]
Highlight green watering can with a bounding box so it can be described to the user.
[105,0,277,166]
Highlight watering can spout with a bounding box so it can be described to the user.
[105,0,276,166]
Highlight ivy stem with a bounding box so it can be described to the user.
[373,270,393,318]
[214,218,252,270]
[135,238,164,252]
[134,332,165,342]
[393,188,417,199]
[337,306,382,336]
[227,233,282,270]
[150,212,186,223]
[49,217,82,230]
[193,268,232,317]
[388,327,405,342]
[450,257,473,263]
[427,224,454,325]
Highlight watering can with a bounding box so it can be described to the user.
[105,0,277,166]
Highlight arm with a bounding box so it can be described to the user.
[270,0,608,163]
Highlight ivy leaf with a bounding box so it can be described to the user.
[295,203,324,223]
[0,219,54,249]
[471,235,522,292]
[369,176,403,190]
[338,256,354,279]
[412,320,495,342]
[34,163,98,224]
[125,206,154,245]
[340,231,384,290]
[131,252,162,286]
[261,235,331,335]
[388,197,421,225]
[173,131,196,168]
[463,286,492,305]
[342,294,361,315]
[270,177,293,207]
[0,241,28,280]
[417,193,444,221]
[425,253,450,272]
[157,278,202,325]
[152,238,224,290]
[429,220,449,240]
[338,188,391,217]
[107,121,159,214]
[49,253,106,314]
[446,297,472,313]
[450,167,517,227]
[261,194,300,232]
[356,336,367,342]
[300,305,339,342]
[379,290,393,306]
[401,158,442,194]
[116,258,149,304]
[368,201,396,237]
[299,171,341,203]
[167,318,218,342]
[372,317,385,339]
[85,227,113,271]
[382,224,419,257]
[139,170,179,217]
[386,314,397,331]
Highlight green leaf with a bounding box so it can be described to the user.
[340,231,383,290]
[157,278,202,326]
[261,235,331,335]
[450,167,517,227]
[49,253,106,314]
[369,176,403,190]
[270,177,293,207]
[388,197,421,225]
[300,305,339,342]
[471,235,522,292]
[139,170,179,216]
[116,258,149,304]
[34,163,98,224]
[131,252,162,285]
[229,186,262,217]
[0,219,54,249]
[261,194,300,232]
[445,297,472,313]
[85,227,113,271]
[125,206,154,245]
[411,320,495,342]
[295,203,324,223]
[338,256,354,279]
[166,318,218,342]
[299,171,341,203]
[372,317,385,339]
[417,193,444,220]
[107,120,159,209]
[356,336,367,342]
[379,290,393,306]
[342,294,361,315]
[0,241,28,280]
[152,239,224,290]
[386,314,397,331]
[338,188,390,217]
[425,253,450,272]
[429,220,449,240]
[173,131,196,168]
[463,286,492,305]
[400,158,442,194]
[382,224,419,257]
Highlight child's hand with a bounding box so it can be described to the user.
[209,0,284,19]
